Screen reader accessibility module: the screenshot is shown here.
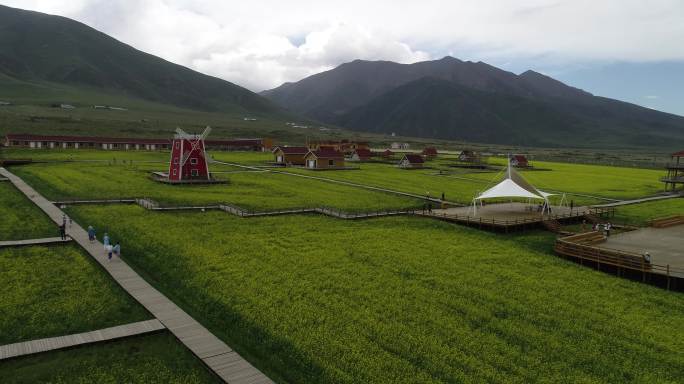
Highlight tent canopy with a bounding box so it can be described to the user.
[474,160,553,201]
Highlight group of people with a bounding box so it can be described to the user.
[87,224,121,260]
[593,222,613,237]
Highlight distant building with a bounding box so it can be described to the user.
[303,148,345,169]
[663,150,684,192]
[307,140,369,154]
[272,146,309,166]
[510,154,530,168]
[349,148,373,162]
[398,154,424,169]
[458,150,480,163]
[422,147,438,158]
[0,101,11,106]
[3,133,270,152]
[380,149,394,159]
[391,142,410,150]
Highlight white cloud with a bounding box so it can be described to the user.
[644,95,660,99]
[2,0,684,91]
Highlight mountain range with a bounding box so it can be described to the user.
[262,57,684,148]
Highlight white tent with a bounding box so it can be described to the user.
[472,158,553,214]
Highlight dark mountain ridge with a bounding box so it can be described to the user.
[263,57,684,148]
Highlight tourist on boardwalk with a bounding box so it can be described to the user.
[107,244,114,260]
[112,242,121,260]
[59,223,66,240]
[643,252,651,264]
[103,232,110,252]
[428,203,432,213]
[570,200,574,212]
[581,220,587,232]
[87,226,96,242]
[62,213,67,226]
[441,192,445,201]
[605,222,612,237]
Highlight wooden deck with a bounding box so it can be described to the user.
[0,319,164,361]
[0,167,274,384]
[418,203,605,231]
[0,237,72,248]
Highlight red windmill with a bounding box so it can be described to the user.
[168,126,212,182]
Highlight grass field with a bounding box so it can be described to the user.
[612,198,684,225]
[10,162,419,211]
[0,332,220,383]
[0,244,150,344]
[0,183,57,240]
[65,205,684,383]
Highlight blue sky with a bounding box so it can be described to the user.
[3,0,683,116]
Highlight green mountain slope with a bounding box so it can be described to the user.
[0,5,280,116]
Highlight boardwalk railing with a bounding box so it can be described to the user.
[424,207,611,228]
[554,233,684,288]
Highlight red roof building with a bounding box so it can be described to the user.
[398,153,425,169]
[272,146,309,166]
[422,147,438,158]
[664,150,684,192]
[303,148,345,169]
[349,148,373,161]
[380,149,394,158]
[510,154,529,168]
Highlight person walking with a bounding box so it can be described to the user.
[428,203,432,213]
[62,214,67,227]
[59,223,66,240]
[112,242,121,260]
[605,222,612,237]
[441,192,445,201]
[581,219,587,232]
[103,233,110,253]
[570,200,574,212]
[107,243,114,260]
[87,226,96,242]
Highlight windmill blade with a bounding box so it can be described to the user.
[175,127,189,138]
[199,126,212,141]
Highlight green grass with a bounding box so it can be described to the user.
[0,244,150,344]
[66,205,684,383]
[0,332,219,383]
[11,162,419,211]
[0,182,56,240]
[612,198,684,225]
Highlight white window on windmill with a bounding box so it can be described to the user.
[190,158,198,165]
[175,141,180,149]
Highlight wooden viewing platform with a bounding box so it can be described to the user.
[418,203,610,232]
[0,319,164,361]
[0,167,274,384]
[0,237,72,248]
[555,227,684,290]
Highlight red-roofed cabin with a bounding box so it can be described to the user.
[349,148,373,162]
[303,149,345,169]
[422,147,438,158]
[510,154,529,168]
[398,154,424,169]
[272,146,309,166]
[380,149,394,159]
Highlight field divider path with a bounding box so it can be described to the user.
[592,193,682,208]
[0,319,164,361]
[212,160,463,206]
[0,237,72,248]
[0,167,274,384]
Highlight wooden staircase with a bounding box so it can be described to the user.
[649,215,684,228]
[541,219,573,236]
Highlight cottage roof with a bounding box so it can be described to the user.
[422,147,438,155]
[354,148,373,157]
[402,154,424,164]
[672,150,684,157]
[273,146,309,154]
[305,148,344,159]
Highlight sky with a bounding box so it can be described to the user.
[3,0,684,115]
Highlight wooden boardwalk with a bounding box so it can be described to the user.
[593,194,681,208]
[0,167,274,384]
[0,237,72,248]
[0,319,164,361]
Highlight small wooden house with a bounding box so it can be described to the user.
[398,154,424,169]
[349,148,373,162]
[304,148,345,169]
[510,154,530,168]
[272,146,309,166]
[458,150,480,163]
[422,147,438,158]
[380,149,394,159]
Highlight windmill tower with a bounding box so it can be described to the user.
[168,126,212,182]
